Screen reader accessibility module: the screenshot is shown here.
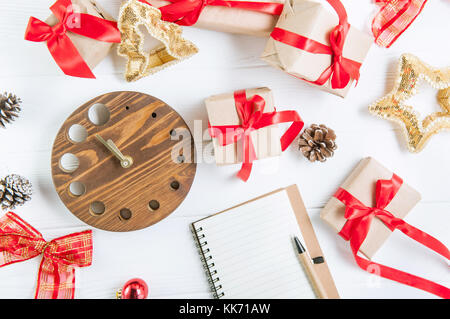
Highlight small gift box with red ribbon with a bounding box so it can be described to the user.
[206,87,303,182]
[145,0,284,36]
[320,157,450,298]
[261,0,372,97]
[24,0,121,78]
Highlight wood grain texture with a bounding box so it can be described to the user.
[0,0,449,299]
[51,91,196,231]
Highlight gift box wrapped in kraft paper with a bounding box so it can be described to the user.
[206,88,303,181]
[320,157,421,259]
[25,0,121,78]
[261,0,372,97]
[145,0,284,36]
[320,157,450,299]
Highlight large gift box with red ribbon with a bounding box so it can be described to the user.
[320,157,421,259]
[320,157,450,298]
[25,0,121,78]
[261,0,372,97]
[206,87,303,181]
[145,0,284,36]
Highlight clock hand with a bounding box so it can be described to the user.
[106,139,134,168]
[95,134,119,157]
[95,134,133,168]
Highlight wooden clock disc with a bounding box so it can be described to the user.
[51,91,196,232]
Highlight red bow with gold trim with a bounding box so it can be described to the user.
[139,0,283,26]
[270,0,361,89]
[334,174,450,298]
[24,0,121,78]
[209,90,303,182]
[0,212,93,299]
[372,0,428,48]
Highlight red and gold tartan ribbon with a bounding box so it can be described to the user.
[372,0,428,48]
[0,212,93,299]
[334,174,450,298]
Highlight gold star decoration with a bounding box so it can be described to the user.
[369,54,450,152]
[117,0,198,82]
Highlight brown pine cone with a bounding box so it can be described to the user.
[299,124,337,162]
[0,92,22,128]
[0,174,32,210]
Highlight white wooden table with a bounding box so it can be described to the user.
[0,0,449,299]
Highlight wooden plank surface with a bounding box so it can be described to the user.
[0,0,449,298]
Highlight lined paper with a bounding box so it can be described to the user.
[193,190,316,299]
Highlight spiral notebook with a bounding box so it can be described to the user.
[191,185,339,299]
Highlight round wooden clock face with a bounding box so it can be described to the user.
[51,91,196,232]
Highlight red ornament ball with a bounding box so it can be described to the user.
[121,278,148,299]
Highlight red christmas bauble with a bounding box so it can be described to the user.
[121,278,148,299]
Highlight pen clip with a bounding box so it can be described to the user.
[312,256,325,264]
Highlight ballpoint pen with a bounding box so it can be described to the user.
[294,236,327,299]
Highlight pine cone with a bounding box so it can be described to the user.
[0,92,22,128]
[299,124,337,162]
[0,174,32,210]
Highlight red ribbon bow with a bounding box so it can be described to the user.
[0,212,93,299]
[334,174,450,298]
[209,90,304,182]
[139,0,283,26]
[372,0,428,48]
[24,0,121,78]
[270,0,361,89]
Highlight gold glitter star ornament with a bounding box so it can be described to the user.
[117,0,198,82]
[369,54,450,152]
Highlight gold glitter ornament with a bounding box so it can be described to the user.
[369,54,450,153]
[117,0,198,82]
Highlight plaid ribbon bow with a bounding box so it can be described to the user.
[372,0,428,48]
[0,212,93,299]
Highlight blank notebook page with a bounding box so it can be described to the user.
[193,190,316,299]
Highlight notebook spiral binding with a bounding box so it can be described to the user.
[191,225,225,299]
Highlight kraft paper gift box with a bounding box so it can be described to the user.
[320,157,421,259]
[261,0,373,97]
[146,0,285,36]
[45,0,116,71]
[205,87,281,165]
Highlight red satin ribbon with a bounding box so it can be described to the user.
[372,0,428,48]
[334,174,450,298]
[24,0,121,78]
[270,0,361,89]
[209,90,303,181]
[0,212,93,299]
[139,0,283,26]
